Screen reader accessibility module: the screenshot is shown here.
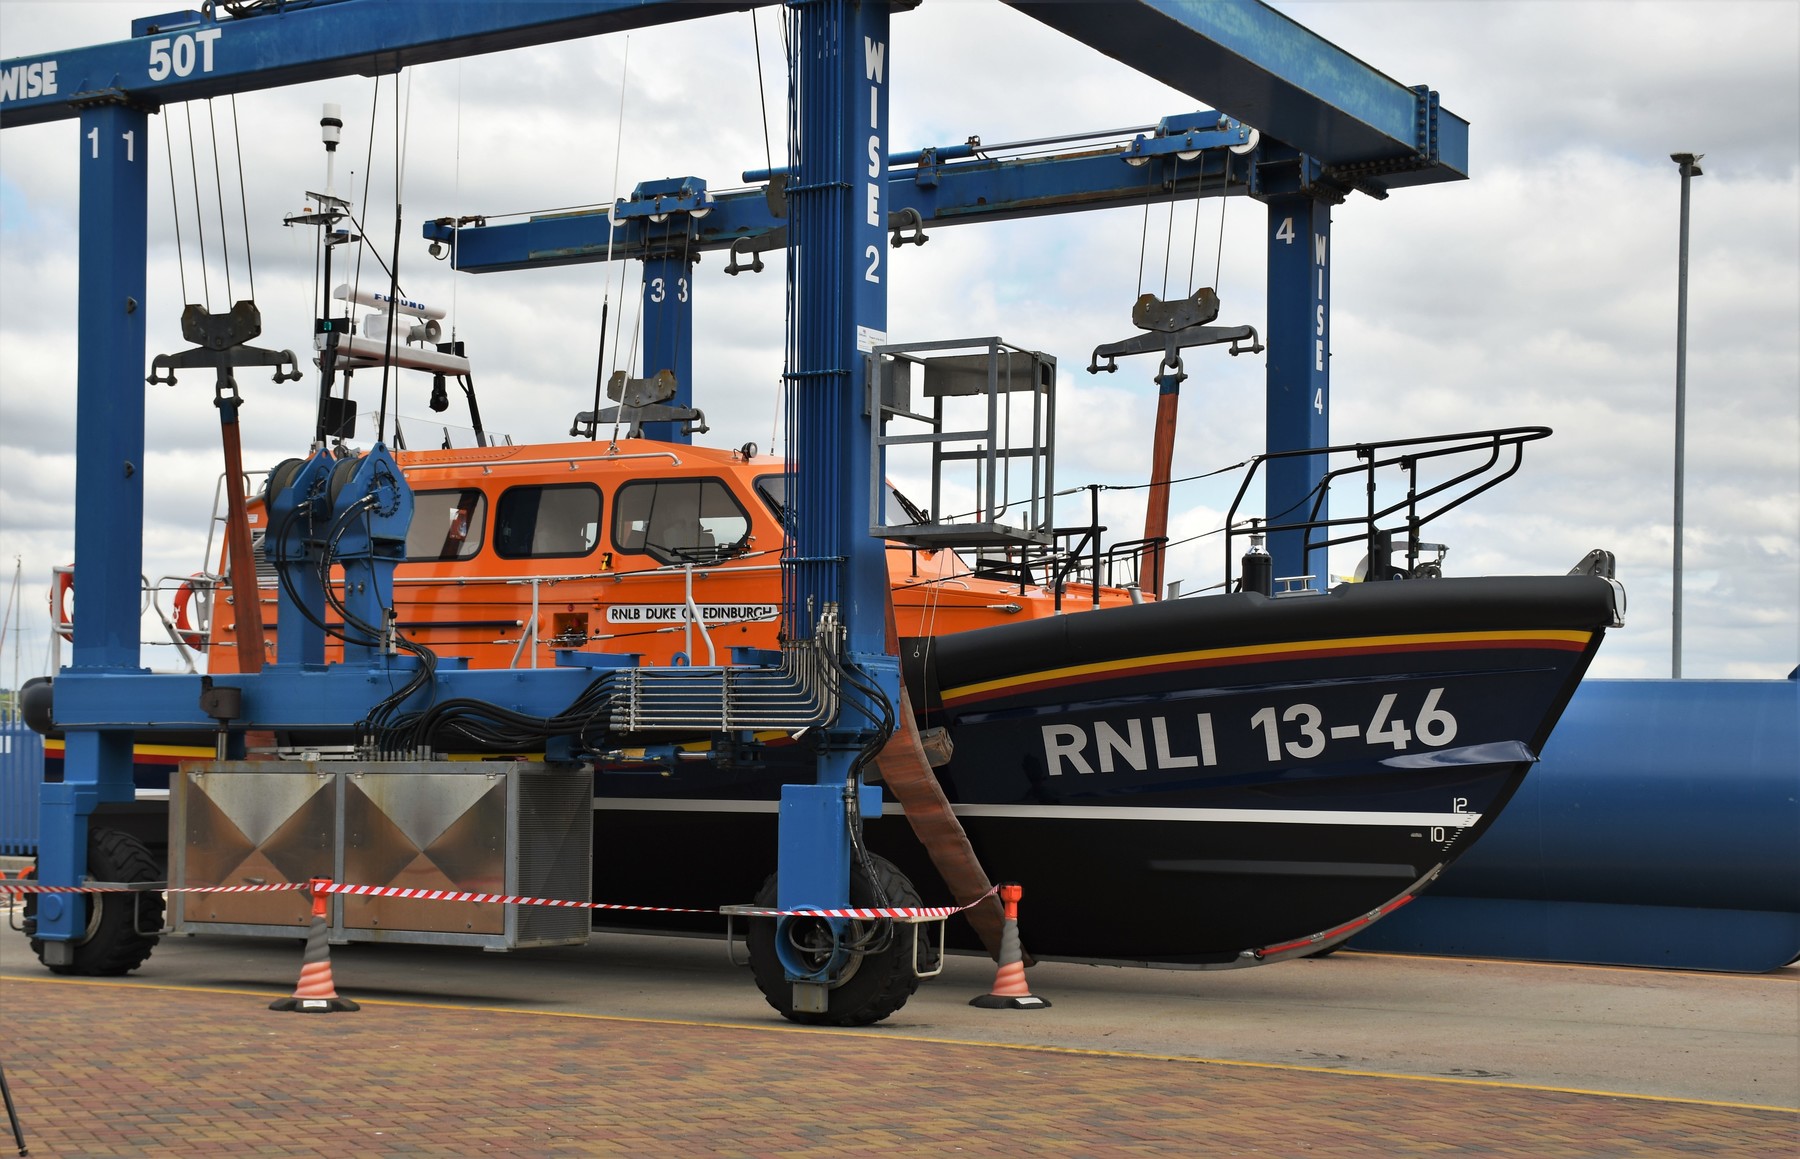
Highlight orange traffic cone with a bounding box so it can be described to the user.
[970,883,1049,1009]
[270,878,359,1013]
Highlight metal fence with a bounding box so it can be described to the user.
[0,721,43,855]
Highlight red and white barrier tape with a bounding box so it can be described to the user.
[0,878,1000,920]
[319,881,718,915]
[3,881,297,896]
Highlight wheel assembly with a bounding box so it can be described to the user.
[747,852,930,1026]
[24,828,165,976]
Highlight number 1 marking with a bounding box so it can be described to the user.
[1250,706,1280,761]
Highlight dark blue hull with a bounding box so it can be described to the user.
[593,575,1619,965]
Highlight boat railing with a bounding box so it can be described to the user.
[957,524,1164,610]
[47,570,212,674]
[1222,425,1553,591]
[203,467,271,585]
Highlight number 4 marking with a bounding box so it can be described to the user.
[1365,693,1410,749]
[1313,388,1324,415]
[1275,216,1296,244]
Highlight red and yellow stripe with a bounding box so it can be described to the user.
[43,739,215,766]
[940,628,1593,706]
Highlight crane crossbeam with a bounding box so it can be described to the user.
[0,0,761,129]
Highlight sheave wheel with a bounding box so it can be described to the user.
[747,852,930,1027]
[23,828,165,976]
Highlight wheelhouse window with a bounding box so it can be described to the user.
[754,473,787,520]
[406,488,487,561]
[613,478,751,565]
[493,483,601,559]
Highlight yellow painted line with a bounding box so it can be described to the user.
[8,974,1790,1114]
[942,628,1594,700]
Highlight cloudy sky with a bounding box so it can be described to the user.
[1,0,1795,685]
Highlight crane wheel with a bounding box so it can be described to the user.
[747,852,928,1027]
[23,828,164,976]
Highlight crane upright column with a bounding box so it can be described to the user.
[1264,190,1332,587]
[36,101,151,958]
[637,251,697,443]
[776,0,895,917]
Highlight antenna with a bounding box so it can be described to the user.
[320,102,343,198]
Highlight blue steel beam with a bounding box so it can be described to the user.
[0,0,761,129]
[435,146,1246,273]
[50,665,604,729]
[1006,0,1468,187]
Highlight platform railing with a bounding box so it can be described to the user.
[1223,426,1553,592]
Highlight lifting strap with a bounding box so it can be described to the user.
[875,594,1021,962]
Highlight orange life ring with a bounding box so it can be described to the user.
[172,575,210,651]
[50,568,74,642]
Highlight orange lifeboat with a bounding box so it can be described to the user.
[203,436,1138,671]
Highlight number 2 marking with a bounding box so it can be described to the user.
[865,244,880,284]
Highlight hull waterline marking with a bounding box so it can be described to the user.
[591,797,1482,829]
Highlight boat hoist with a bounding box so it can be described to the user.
[2,0,1474,1023]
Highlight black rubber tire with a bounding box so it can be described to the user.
[24,828,164,976]
[747,853,928,1027]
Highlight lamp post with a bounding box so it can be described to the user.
[1670,151,1703,679]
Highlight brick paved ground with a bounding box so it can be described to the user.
[3,976,1794,1158]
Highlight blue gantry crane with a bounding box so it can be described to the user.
[1,0,1473,1011]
